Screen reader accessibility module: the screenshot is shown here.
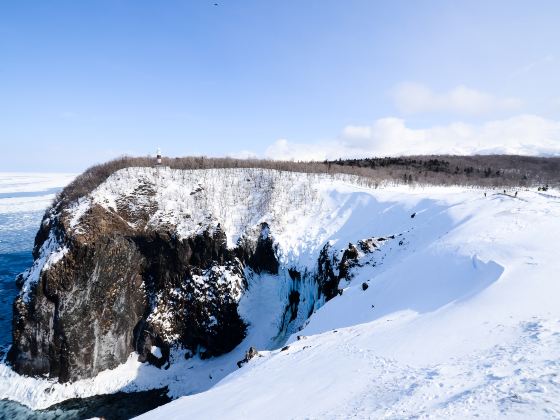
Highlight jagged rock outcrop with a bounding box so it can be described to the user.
[235,223,279,275]
[316,238,384,300]
[236,346,260,368]
[8,204,275,382]
[316,243,343,300]
[9,206,148,382]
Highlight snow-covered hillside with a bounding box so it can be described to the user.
[136,179,560,418]
[1,168,559,418]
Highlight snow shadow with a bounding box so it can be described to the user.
[300,191,504,336]
[321,190,471,247]
[302,251,504,337]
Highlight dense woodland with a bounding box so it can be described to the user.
[55,155,560,208]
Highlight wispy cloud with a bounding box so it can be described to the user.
[264,115,560,160]
[510,54,555,78]
[392,83,522,116]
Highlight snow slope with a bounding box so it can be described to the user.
[1,168,559,418]
[139,186,560,419]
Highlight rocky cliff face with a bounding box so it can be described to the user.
[8,168,388,382]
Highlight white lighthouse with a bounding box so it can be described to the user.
[156,147,162,166]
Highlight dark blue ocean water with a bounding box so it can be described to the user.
[0,211,40,347]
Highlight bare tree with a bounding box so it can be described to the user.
[53,154,560,211]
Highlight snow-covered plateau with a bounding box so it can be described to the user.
[1,167,559,419]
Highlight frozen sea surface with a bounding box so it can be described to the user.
[0,173,77,348]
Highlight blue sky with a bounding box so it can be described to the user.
[1,0,559,171]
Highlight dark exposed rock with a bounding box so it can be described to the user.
[190,186,204,195]
[8,202,250,382]
[135,325,170,368]
[33,387,172,420]
[339,243,360,280]
[32,217,53,259]
[236,222,279,274]
[362,282,369,291]
[358,238,377,253]
[316,241,365,300]
[288,268,301,281]
[236,346,259,368]
[14,273,25,289]
[9,221,146,382]
[287,290,300,322]
[316,243,340,300]
[250,223,279,274]
[277,287,304,338]
[281,345,290,351]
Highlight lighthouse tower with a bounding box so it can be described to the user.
[156,148,162,166]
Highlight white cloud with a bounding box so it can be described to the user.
[341,125,372,141]
[265,139,332,161]
[264,115,560,161]
[393,82,522,115]
[226,150,259,159]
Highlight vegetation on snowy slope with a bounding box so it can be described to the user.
[54,155,560,209]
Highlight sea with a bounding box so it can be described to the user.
[0,173,168,420]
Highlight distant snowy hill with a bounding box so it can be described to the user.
[1,168,558,418]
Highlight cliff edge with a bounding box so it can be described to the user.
[8,167,369,382]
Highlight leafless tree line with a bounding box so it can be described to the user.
[54,154,560,209]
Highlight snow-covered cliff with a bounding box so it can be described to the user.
[2,167,559,417]
[5,168,401,389]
